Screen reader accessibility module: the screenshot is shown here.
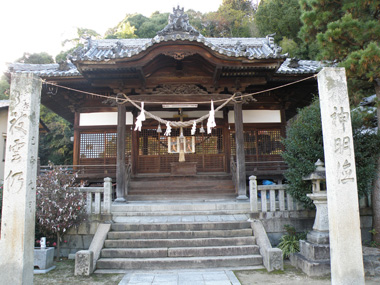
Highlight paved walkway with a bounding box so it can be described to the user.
[119,270,241,285]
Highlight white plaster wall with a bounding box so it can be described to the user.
[80,112,133,126]
[0,108,8,183]
[228,110,282,123]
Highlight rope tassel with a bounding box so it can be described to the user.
[207,100,216,134]
[134,102,146,131]
[164,121,172,136]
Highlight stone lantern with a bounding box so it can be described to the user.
[303,159,329,244]
[290,159,331,276]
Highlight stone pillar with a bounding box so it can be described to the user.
[103,177,112,214]
[318,67,364,284]
[234,101,247,200]
[115,104,126,202]
[0,73,41,284]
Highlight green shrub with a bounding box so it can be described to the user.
[278,225,307,258]
[282,97,380,208]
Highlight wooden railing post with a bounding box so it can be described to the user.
[249,175,258,212]
[103,177,112,214]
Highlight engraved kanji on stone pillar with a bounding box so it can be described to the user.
[0,73,41,285]
[318,67,364,284]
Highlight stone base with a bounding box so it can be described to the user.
[290,252,330,277]
[299,240,330,261]
[34,247,55,270]
[75,250,94,276]
[170,162,197,176]
[307,230,329,244]
[34,266,56,274]
[290,239,330,277]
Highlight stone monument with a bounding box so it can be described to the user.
[318,67,365,284]
[0,73,41,284]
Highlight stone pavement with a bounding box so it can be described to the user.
[119,269,241,285]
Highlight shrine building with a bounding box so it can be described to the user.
[8,7,322,201]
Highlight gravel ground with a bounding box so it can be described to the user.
[33,259,124,285]
[235,260,380,285]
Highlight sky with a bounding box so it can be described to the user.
[0,0,223,72]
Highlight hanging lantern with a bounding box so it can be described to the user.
[157,123,162,133]
[199,122,205,133]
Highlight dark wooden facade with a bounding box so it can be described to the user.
[8,8,320,199]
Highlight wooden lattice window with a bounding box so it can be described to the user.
[230,128,282,157]
[80,130,131,159]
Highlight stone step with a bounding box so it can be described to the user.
[101,245,260,258]
[111,201,250,213]
[112,213,250,222]
[107,228,253,240]
[126,194,238,201]
[104,236,256,248]
[128,189,235,195]
[96,255,263,270]
[132,174,233,182]
[130,180,234,188]
[111,221,251,231]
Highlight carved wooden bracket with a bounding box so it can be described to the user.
[162,51,195,60]
[153,84,208,95]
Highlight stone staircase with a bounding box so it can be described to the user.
[95,201,264,272]
[127,173,236,201]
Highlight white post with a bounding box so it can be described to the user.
[94,193,101,214]
[103,177,112,214]
[249,175,258,212]
[318,67,364,284]
[86,193,92,215]
[0,73,41,284]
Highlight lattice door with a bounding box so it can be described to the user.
[137,126,226,173]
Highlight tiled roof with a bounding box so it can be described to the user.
[7,62,80,77]
[69,36,285,62]
[276,58,324,74]
[8,58,322,78]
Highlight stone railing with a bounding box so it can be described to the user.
[70,177,113,215]
[249,175,303,213]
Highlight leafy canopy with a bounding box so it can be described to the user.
[282,98,380,208]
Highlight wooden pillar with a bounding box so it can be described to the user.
[115,104,126,202]
[73,112,80,166]
[234,101,248,200]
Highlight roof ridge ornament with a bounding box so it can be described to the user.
[157,6,200,37]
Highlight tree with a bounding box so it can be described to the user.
[39,106,74,165]
[36,164,87,258]
[255,0,302,43]
[0,75,10,99]
[57,28,101,62]
[105,12,169,39]
[282,98,380,208]
[16,52,54,64]
[299,0,380,243]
